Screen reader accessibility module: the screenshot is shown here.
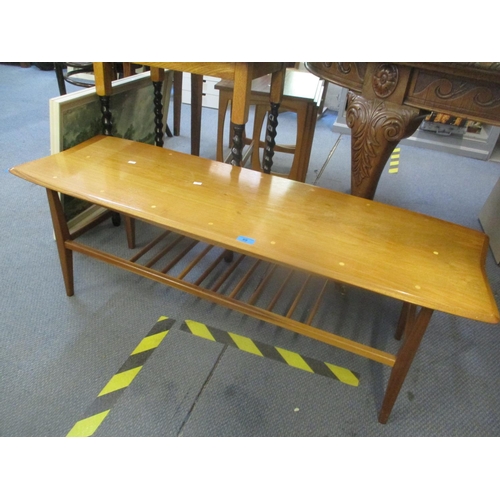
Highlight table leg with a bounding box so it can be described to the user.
[191,74,203,156]
[379,306,433,424]
[151,67,165,148]
[394,302,417,341]
[46,189,74,297]
[228,64,253,167]
[153,80,164,147]
[289,101,318,182]
[346,91,425,200]
[263,103,280,174]
[263,68,285,174]
[99,95,113,136]
[96,62,162,249]
[95,70,133,244]
[93,63,114,137]
[250,104,269,172]
[229,124,245,166]
[173,71,182,136]
[216,89,232,162]
[124,217,136,250]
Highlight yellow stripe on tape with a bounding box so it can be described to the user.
[276,347,314,373]
[98,367,142,396]
[325,362,359,387]
[132,329,170,354]
[228,332,263,356]
[67,411,110,437]
[389,148,401,174]
[184,319,216,341]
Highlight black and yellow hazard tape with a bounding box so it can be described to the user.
[181,320,359,387]
[388,147,400,174]
[66,315,175,437]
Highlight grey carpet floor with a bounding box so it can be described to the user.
[1,64,500,441]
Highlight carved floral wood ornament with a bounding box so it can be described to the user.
[346,91,423,198]
[372,63,399,99]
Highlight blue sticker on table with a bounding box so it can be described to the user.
[237,236,255,245]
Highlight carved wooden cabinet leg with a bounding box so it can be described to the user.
[99,95,113,136]
[231,123,245,167]
[46,189,74,297]
[153,80,164,147]
[263,102,280,174]
[379,307,434,424]
[346,91,425,200]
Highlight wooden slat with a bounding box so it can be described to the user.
[177,244,214,280]
[211,254,246,292]
[144,235,184,268]
[248,263,277,305]
[306,280,329,326]
[286,275,312,319]
[194,251,228,286]
[228,259,262,299]
[160,240,199,274]
[130,230,171,263]
[267,270,294,312]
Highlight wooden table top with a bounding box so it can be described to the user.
[133,62,284,81]
[10,135,499,323]
[216,68,324,103]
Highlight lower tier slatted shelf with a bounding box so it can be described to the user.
[68,223,396,366]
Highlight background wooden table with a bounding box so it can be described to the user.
[306,62,500,199]
[93,62,286,169]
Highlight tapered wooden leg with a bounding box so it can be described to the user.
[125,216,136,249]
[46,189,74,296]
[379,307,434,424]
[395,302,417,340]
